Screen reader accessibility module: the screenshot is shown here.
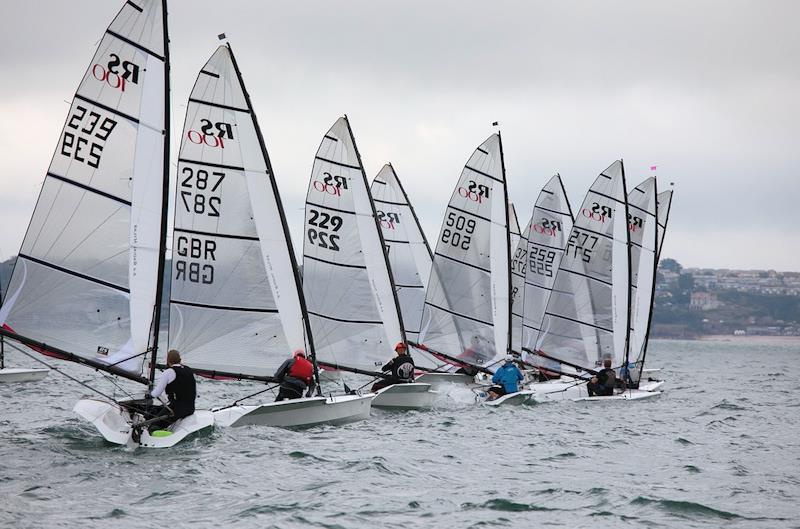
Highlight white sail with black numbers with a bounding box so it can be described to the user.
[626,178,658,385]
[509,207,528,354]
[0,0,168,378]
[167,45,308,378]
[302,117,405,371]
[370,164,433,346]
[419,134,511,368]
[536,161,631,371]
[519,175,573,364]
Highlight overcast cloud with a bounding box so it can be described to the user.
[0,0,797,270]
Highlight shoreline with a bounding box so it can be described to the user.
[656,335,800,344]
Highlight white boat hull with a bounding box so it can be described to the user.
[73,398,214,448]
[477,389,535,406]
[371,383,436,409]
[528,379,662,402]
[0,367,49,383]
[572,389,662,402]
[415,372,476,388]
[213,393,372,428]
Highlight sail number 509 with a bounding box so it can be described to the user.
[180,167,225,217]
[442,212,475,250]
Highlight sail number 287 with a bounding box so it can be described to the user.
[442,212,476,250]
[180,167,225,217]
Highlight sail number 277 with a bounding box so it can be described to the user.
[441,212,476,250]
[180,167,225,217]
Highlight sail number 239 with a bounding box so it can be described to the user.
[180,167,225,217]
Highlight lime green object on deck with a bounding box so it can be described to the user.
[151,430,173,437]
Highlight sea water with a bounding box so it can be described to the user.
[1,338,798,528]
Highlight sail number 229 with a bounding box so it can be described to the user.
[307,209,343,251]
[180,167,225,217]
[442,212,475,250]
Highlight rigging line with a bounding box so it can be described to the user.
[212,383,282,412]
[4,340,123,404]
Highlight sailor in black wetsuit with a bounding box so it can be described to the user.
[587,357,616,397]
[146,349,197,429]
[371,342,415,392]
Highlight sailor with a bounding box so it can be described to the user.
[146,349,196,429]
[587,357,617,397]
[274,350,314,401]
[371,342,415,392]
[487,354,524,400]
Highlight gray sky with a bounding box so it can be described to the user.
[1,0,798,270]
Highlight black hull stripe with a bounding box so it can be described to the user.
[107,29,164,62]
[306,201,355,216]
[308,310,380,325]
[74,94,140,125]
[562,267,613,287]
[425,301,492,326]
[434,252,491,274]
[173,227,259,242]
[304,254,366,269]
[544,311,613,333]
[448,204,491,223]
[315,156,361,171]
[47,172,131,206]
[188,97,250,113]
[19,253,129,293]
[465,165,503,184]
[171,299,277,313]
[178,158,246,172]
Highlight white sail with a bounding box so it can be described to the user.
[370,164,433,344]
[167,45,308,377]
[626,178,658,384]
[0,0,167,377]
[509,202,521,257]
[302,117,404,371]
[509,202,525,354]
[656,189,674,259]
[519,175,574,363]
[536,161,631,370]
[419,134,511,368]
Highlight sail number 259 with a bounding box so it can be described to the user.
[442,212,475,250]
[180,167,225,217]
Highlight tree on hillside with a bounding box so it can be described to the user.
[659,258,682,273]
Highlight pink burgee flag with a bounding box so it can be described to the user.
[650,165,658,171]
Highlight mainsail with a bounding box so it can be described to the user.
[519,175,574,361]
[0,0,169,382]
[626,178,658,385]
[302,117,405,371]
[167,44,311,379]
[509,202,522,256]
[535,161,631,371]
[418,134,511,368]
[370,164,433,344]
[509,202,526,354]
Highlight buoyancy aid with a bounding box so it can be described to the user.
[288,356,313,385]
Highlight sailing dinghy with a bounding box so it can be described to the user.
[526,161,661,403]
[0,0,213,446]
[302,117,435,410]
[159,44,370,428]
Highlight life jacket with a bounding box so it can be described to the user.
[166,365,196,419]
[288,356,313,385]
[393,355,415,382]
[597,367,616,389]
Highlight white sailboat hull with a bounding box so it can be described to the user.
[527,379,662,402]
[213,394,372,428]
[415,372,476,388]
[371,383,436,409]
[73,399,214,448]
[0,367,49,383]
[477,389,535,406]
[572,389,662,402]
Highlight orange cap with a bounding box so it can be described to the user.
[395,342,407,351]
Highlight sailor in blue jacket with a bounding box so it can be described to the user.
[488,354,524,399]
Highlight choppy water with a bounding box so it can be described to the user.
[1,338,799,528]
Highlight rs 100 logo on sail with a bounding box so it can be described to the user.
[92,54,140,92]
[187,119,235,148]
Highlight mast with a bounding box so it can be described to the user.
[147,0,171,388]
[637,179,659,379]
[388,163,434,261]
[620,160,632,368]
[344,115,408,345]
[498,131,512,354]
[226,42,321,394]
